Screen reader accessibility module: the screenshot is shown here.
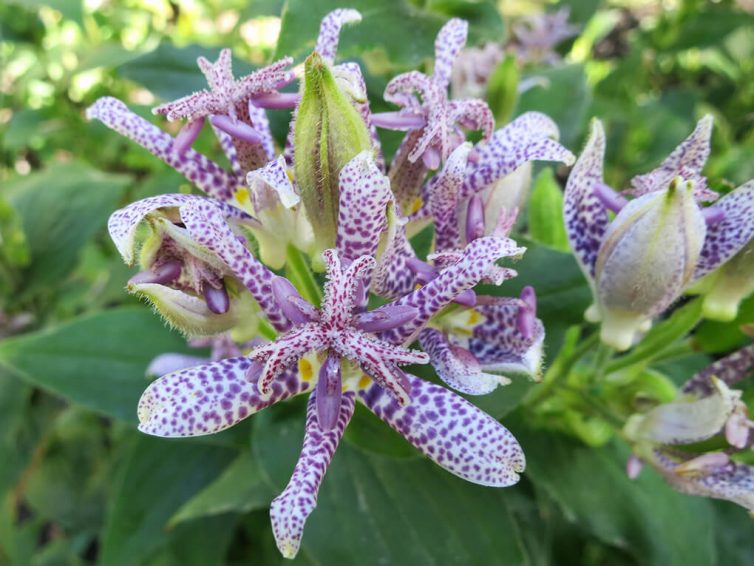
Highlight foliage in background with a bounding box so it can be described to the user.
[1,0,754,564]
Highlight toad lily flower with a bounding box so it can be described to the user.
[152,49,295,172]
[565,117,754,350]
[136,151,527,558]
[108,193,289,336]
[625,344,754,512]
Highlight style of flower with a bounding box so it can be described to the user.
[90,9,577,559]
[625,344,754,512]
[565,117,754,350]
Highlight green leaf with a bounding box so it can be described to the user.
[100,435,236,566]
[253,401,530,565]
[0,307,191,423]
[520,429,716,566]
[4,162,129,299]
[527,167,569,251]
[170,452,275,525]
[516,64,590,147]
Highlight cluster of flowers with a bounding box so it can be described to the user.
[88,8,754,557]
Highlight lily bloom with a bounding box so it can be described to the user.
[625,344,754,512]
[565,117,754,350]
[136,153,526,557]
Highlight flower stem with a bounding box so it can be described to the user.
[285,244,322,307]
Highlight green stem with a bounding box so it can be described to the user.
[525,330,599,407]
[285,244,322,307]
[591,343,614,382]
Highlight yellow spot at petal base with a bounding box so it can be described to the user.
[299,358,313,381]
[358,374,371,389]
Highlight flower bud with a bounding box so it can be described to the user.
[594,177,706,350]
[294,52,372,259]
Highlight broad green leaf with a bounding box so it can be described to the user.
[516,64,590,147]
[4,162,129,298]
[100,435,236,566]
[527,167,569,251]
[170,452,275,525]
[253,402,530,565]
[144,515,238,566]
[0,307,191,423]
[520,429,716,566]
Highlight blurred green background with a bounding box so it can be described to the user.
[2,0,754,564]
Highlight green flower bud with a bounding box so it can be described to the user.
[294,52,372,260]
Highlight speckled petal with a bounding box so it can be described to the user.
[469,298,545,379]
[631,115,713,197]
[321,251,375,327]
[448,99,494,141]
[371,212,418,299]
[246,155,300,210]
[250,324,328,395]
[383,236,524,344]
[358,374,525,487]
[419,328,506,395]
[247,100,276,163]
[178,198,291,332]
[464,111,575,196]
[682,344,754,397]
[211,124,244,177]
[336,152,391,261]
[694,182,754,280]
[429,143,472,252]
[107,193,249,265]
[564,119,610,280]
[625,378,738,445]
[337,329,428,405]
[87,97,241,201]
[271,391,355,559]
[651,449,754,513]
[315,9,362,63]
[138,357,311,437]
[433,18,468,90]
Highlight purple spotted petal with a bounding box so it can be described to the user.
[358,374,525,487]
[146,353,209,376]
[388,129,431,212]
[87,97,241,201]
[314,9,362,63]
[336,152,391,261]
[683,344,754,397]
[383,236,524,344]
[631,115,713,197]
[428,143,472,252]
[371,215,419,299]
[563,119,610,280]
[178,199,291,332]
[468,298,545,379]
[651,449,754,513]
[433,18,468,90]
[419,328,506,395]
[152,52,294,122]
[270,391,355,559]
[211,123,244,177]
[449,99,494,141]
[137,356,311,437]
[463,111,575,196]
[247,155,299,210]
[250,324,328,395]
[107,193,249,264]
[694,182,754,280]
[247,100,276,163]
